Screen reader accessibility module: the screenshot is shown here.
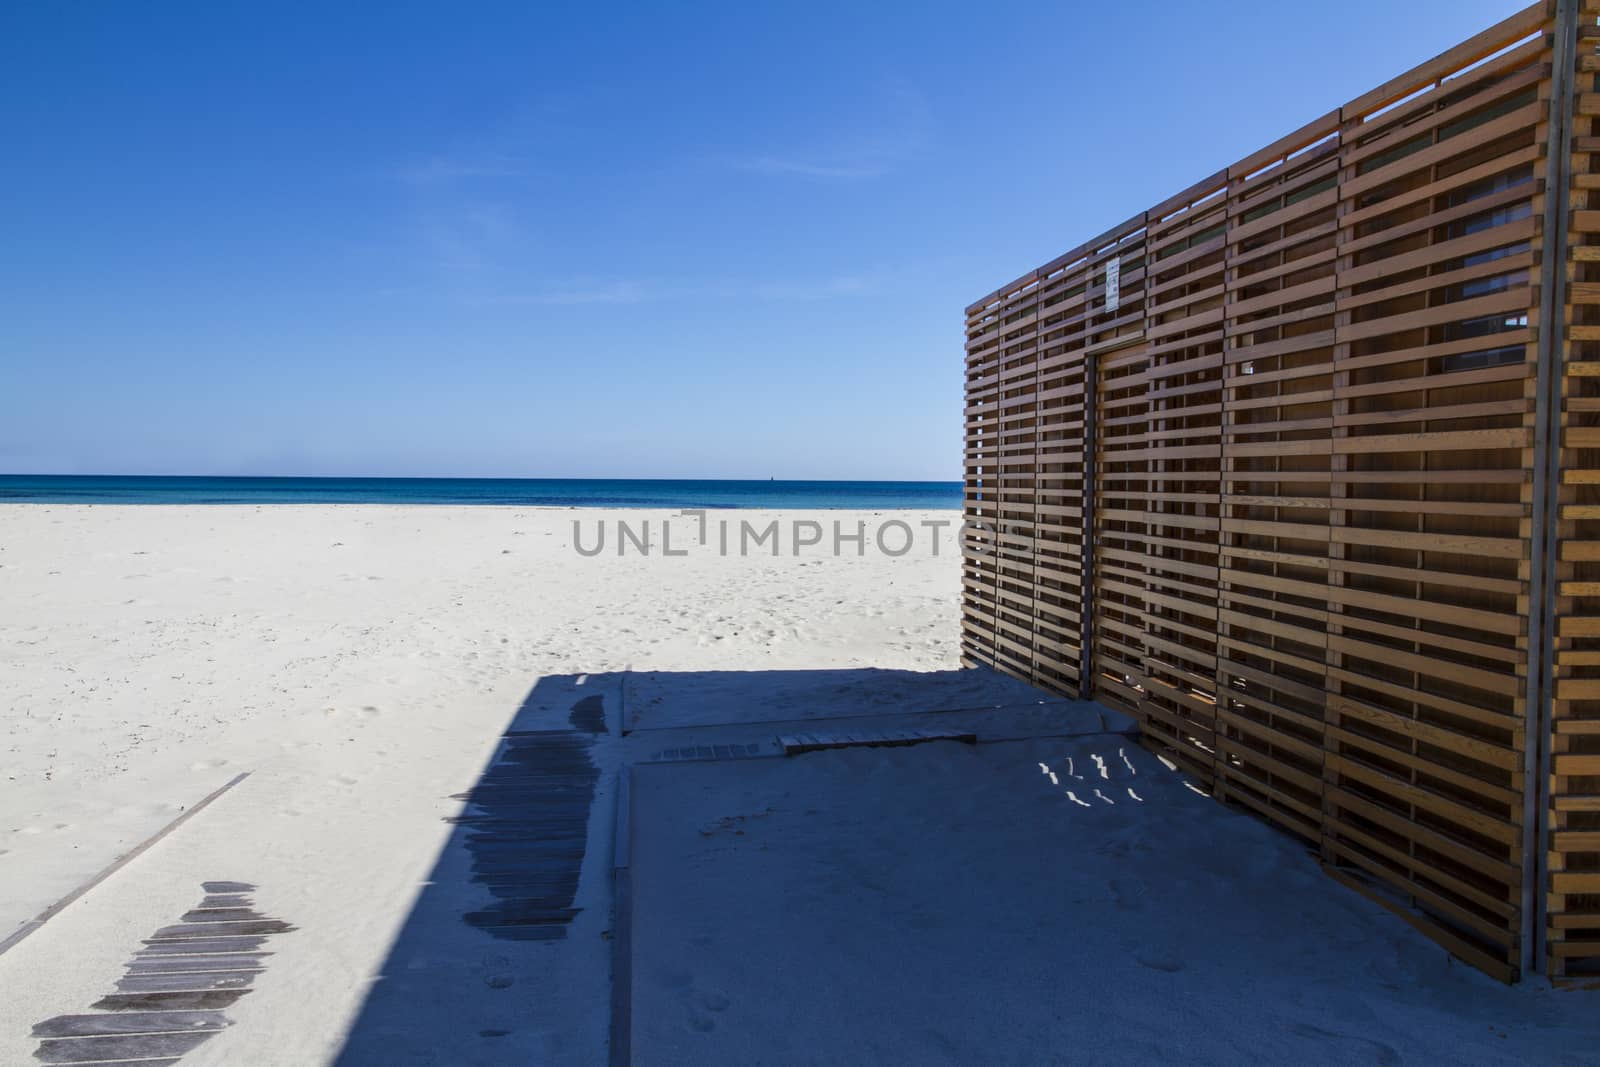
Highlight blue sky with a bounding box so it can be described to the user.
[0,0,1515,480]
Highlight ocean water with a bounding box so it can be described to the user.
[0,475,963,510]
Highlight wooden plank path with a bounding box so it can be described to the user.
[777,728,978,755]
[29,882,294,1065]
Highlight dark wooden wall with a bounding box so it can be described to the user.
[962,1,1600,983]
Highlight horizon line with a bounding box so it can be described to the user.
[0,472,962,484]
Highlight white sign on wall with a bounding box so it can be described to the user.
[1105,255,1121,313]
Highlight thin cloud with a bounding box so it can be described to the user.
[419,203,522,275]
[474,270,889,307]
[751,273,878,300]
[397,154,530,185]
[728,82,932,181]
[490,281,653,306]
[735,157,888,180]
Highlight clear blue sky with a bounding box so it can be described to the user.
[0,1,1515,480]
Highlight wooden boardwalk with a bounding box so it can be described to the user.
[777,727,978,755]
[29,881,294,1065]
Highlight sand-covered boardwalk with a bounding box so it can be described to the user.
[628,691,1593,1064]
[1,506,1597,1065]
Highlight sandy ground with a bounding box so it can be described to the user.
[632,733,1600,1066]
[3,504,1597,1066]
[0,504,959,1065]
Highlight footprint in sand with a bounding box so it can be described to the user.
[658,969,694,990]
[1094,838,1136,859]
[1135,948,1184,973]
[698,990,731,1013]
[1107,877,1146,911]
[1288,1024,1402,1065]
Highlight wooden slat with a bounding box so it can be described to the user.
[1550,0,1600,985]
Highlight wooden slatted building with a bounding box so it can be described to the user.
[961,0,1600,983]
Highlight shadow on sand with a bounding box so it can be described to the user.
[329,665,1058,1066]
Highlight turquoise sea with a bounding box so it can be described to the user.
[0,475,962,510]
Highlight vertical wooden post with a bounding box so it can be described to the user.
[1080,351,1098,700]
[1527,0,1579,980]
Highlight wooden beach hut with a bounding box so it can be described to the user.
[961,0,1600,984]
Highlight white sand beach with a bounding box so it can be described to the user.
[0,504,960,1064]
[0,504,960,933]
[2,504,1597,1066]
